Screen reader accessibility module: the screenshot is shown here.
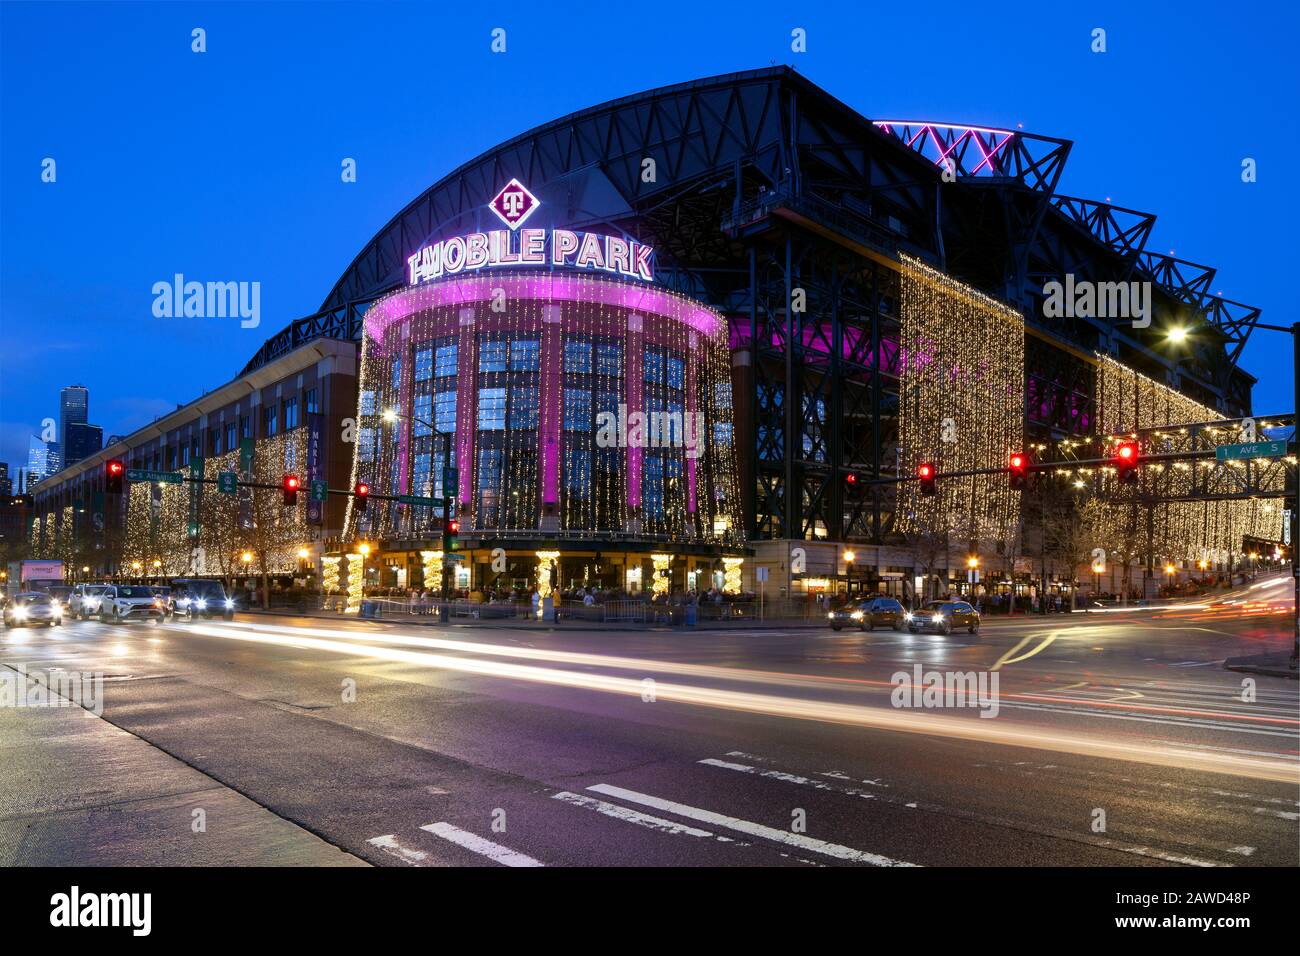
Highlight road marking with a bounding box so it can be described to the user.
[366,834,430,865]
[586,783,918,867]
[419,822,544,867]
[700,758,880,800]
[552,791,737,842]
[725,750,889,787]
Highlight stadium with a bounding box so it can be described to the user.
[29,67,1283,602]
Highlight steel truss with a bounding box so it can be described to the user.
[228,66,1266,551]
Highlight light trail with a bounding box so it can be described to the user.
[182,620,1300,784]
[209,619,1298,725]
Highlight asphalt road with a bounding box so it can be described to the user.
[2,577,1296,868]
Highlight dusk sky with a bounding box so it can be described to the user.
[2,0,1295,473]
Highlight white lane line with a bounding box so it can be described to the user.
[552,791,738,843]
[419,822,544,867]
[700,758,879,800]
[367,834,430,866]
[586,783,918,867]
[727,751,889,787]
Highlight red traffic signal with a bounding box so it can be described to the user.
[282,474,300,506]
[354,481,370,511]
[1009,452,1030,490]
[1114,441,1140,484]
[446,518,460,535]
[845,473,857,485]
[917,462,937,496]
[105,458,125,493]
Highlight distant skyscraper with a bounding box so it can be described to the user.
[64,421,103,467]
[0,461,11,498]
[106,435,126,448]
[60,385,89,455]
[26,435,61,484]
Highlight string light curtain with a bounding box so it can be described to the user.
[345,270,742,545]
[897,255,1024,543]
[1096,355,1282,558]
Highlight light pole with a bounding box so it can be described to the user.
[383,408,455,623]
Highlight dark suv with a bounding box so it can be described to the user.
[169,579,235,621]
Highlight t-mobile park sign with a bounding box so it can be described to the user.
[406,178,654,285]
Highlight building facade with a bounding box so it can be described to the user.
[26,68,1281,601]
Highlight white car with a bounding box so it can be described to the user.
[97,585,167,624]
[3,592,64,628]
[70,584,109,620]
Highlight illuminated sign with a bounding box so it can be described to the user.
[407,180,654,285]
[490,178,540,230]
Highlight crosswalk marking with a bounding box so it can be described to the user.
[552,791,737,842]
[699,758,880,800]
[419,822,544,867]
[586,783,918,867]
[366,834,430,866]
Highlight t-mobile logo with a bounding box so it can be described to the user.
[490,178,539,230]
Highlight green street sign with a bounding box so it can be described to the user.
[126,469,184,484]
[1215,440,1287,462]
[188,522,200,537]
[217,472,239,494]
[398,494,440,506]
[310,479,329,503]
[189,458,204,477]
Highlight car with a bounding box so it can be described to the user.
[827,600,866,631]
[827,596,907,632]
[70,584,110,620]
[97,585,167,624]
[46,585,75,615]
[167,578,236,621]
[3,592,64,629]
[905,600,980,636]
[860,596,906,631]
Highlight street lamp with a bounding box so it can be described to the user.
[240,551,253,565]
[1165,325,1189,344]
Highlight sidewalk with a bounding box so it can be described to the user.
[0,663,367,866]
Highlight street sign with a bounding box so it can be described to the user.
[443,466,458,491]
[1215,440,1286,461]
[398,494,440,506]
[310,479,329,503]
[126,469,183,484]
[217,472,239,494]
[756,567,769,583]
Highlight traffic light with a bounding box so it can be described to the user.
[1114,441,1140,484]
[845,472,858,488]
[917,462,937,496]
[443,517,460,552]
[354,481,370,512]
[282,474,300,506]
[105,459,125,494]
[1008,452,1030,490]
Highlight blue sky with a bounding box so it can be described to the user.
[1,0,1296,472]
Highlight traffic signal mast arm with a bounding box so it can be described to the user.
[848,446,1285,485]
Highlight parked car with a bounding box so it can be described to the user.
[96,585,167,624]
[70,584,110,620]
[168,579,236,621]
[905,600,980,636]
[3,592,64,629]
